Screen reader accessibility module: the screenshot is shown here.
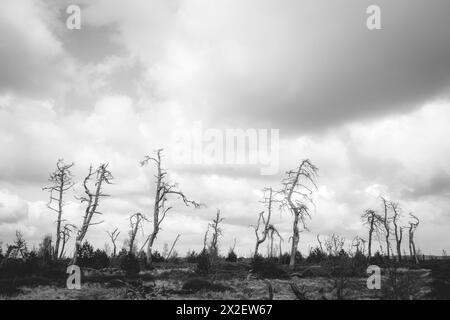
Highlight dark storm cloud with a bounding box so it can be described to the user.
[404,172,450,199]
[0,1,68,98]
[192,0,450,134]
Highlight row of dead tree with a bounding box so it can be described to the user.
[42,149,420,268]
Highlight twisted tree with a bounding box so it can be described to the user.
[140,149,202,264]
[72,164,113,264]
[43,159,75,260]
[280,159,318,268]
[252,187,281,257]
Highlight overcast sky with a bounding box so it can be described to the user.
[1,0,450,257]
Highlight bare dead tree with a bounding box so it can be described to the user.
[202,225,210,252]
[72,164,113,264]
[252,211,267,256]
[390,201,404,261]
[128,213,147,255]
[324,233,346,256]
[351,236,363,255]
[408,213,420,264]
[268,225,282,258]
[252,188,275,257]
[6,231,28,259]
[278,236,284,262]
[317,234,324,252]
[166,234,181,260]
[209,210,224,258]
[59,223,76,259]
[43,159,75,260]
[381,197,392,259]
[361,209,383,258]
[106,228,120,257]
[140,149,202,264]
[280,159,318,268]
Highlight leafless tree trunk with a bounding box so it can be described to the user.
[408,213,420,264]
[203,225,210,252]
[381,197,391,259]
[252,187,279,257]
[140,149,202,264]
[280,160,318,268]
[317,234,324,252]
[166,234,181,260]
[390,202,404,261]
[361,209,382,258]
[43,159,75,260]
[268,225,282,258]
[278,237,283,262]
[59,223,75,259]
[107,228,120,257]
[253,211,267,256]
[72,164,113,264]
[128,213,146,255]
[209,210,224,258]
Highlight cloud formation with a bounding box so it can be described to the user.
[0,0,450,256]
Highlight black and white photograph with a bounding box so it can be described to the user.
[1,0,450,305]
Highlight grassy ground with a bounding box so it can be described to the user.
[1,260,442,300]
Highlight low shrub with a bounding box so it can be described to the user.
[186,250,199,263]
[119,253,140,276]
[225,250,237,263]
[307,247,327,263]
[196,250,212,275]
[251,254,289,279]
[151,250,165,263]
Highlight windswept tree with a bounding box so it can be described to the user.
[72,164,113,264]
[280,159,318,268]
[106,228,120,257]
[43,159,75,260]
[140,149,202,264]
[408,213,420,264]
[128,213,146,254]
[361,209,382,258]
